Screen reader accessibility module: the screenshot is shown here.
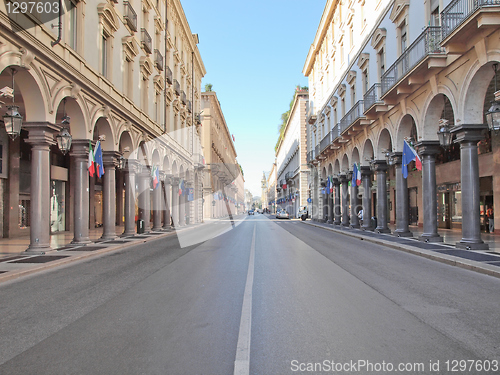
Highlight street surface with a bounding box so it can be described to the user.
[0,214,499,374]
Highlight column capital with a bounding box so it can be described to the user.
[70,139,93,159]
[102,151,122,168]
[415,140,441,156]
[332,176,340,185]
[372,160,388,172]
[124,159,140,174]
[23,121,59,147]
[360,165,373,176]
[451,124,488,143]
[390,152,403,166]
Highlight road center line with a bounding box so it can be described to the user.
[233,224,256,375]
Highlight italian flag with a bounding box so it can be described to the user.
[88,141,95,177]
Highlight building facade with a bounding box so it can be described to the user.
[266,162,277,214]
[276,90,309,218]
[200,91,241,219]
[305,0,500,249]
[0,0,207,250]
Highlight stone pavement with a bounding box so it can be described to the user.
[301,219,500,279]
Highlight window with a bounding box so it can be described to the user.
[341,97,346,117]
[101,35,108,77]
[351,83,356,104]
[362,69,369,94]
[124,58,133,98]
[378,48,385,80]
[431,6,440,26]
[68,0,78,51]
[400,22,407,53]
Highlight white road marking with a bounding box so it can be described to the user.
[233,225,256,375]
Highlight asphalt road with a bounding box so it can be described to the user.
[0,214,499,374]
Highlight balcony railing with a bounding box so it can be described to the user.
[166,66,172,85]
[381,27,444,96]
[154,49,163,71]
[285,171,293,181]
[363,83,382,112]
[123,1,137,32]
[181,91,187,105]
[174,79,180,96]
[307,151,312,164]
[320,131,331,153]
[442,0,500,40]
[339,100,364,133]
[141,28,152,54]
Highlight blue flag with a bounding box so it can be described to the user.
[326,176,330,194]
[94,141,105,178]
[352,163,358,186]
[402,140,414,179]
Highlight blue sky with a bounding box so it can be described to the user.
[181,0,326,197]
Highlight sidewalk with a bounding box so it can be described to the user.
[301,220,500,279]
[0,224,189,283]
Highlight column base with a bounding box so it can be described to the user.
[152,226,163,232]
[393,230,413,237]
[327,220,333,224]
[361,226,374,231]
[350,224,360,229]
[70,238,92,245]
[24,248,49,255]
[121,230,136,237]
[456,241,489,250]
[100,234,117,241]
[375,227,391,234]
[419,234,443,243]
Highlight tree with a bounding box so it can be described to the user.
[275,86,308,152]
[205,83,213,92]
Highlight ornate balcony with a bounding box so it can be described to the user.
[166,66,172,85]
[441,0,500,44]
[174,79,180,96]
[320,131,331,154]
[381,27,445,99]
[363,83,388,118]
[154,49,163,71]
[123,2,137,32]
[339,100,367,137]
[141,28,152,54]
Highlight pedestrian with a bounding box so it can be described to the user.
[357,209,363,225]
[486,206,494,233]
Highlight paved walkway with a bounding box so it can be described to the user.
[301,219,500,280]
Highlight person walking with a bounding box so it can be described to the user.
[486,206,494,233]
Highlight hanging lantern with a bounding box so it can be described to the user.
[437,119,453,149]
[485,63,500,133]
[3,69,22,140]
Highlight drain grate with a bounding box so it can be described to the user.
[10,255,69,263]
[66,246,106,252]
[0,256,28,263]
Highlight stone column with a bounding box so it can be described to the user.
[452,125,489,250]
[350,172,360,228]
[392,153,413,237]
[373,160,391,233]
[70,140,92,245]
[137,166,151,233]
[416,141,442,242]
[101,151,120,240]
[171,177,180,227]
[122,160,137,236]
[327,177,334,224]
[152,170,162,231]
[339,174,350,227]
[333,177,341,225]
[179,181,186,226]
[24,122,58,252]
[360,166,373,230]
[163,174,173,230]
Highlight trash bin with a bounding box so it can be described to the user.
[371,216,377,229]
[137,219,145,234]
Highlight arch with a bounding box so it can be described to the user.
[376,128,393,158]
[395,114,418,151]
[334,159,341,175]
[421,92,456,140]
[152,150,160,167]
[341,154,349,172]
[93,117,115,151]
[351,147,360,165]
[0,64,46,123]
[327,163,333,176]
[361,139,374,166]
[118,131,134,160]
[54,96,87,140]
[162,154,171,173]
[460,60,499,124]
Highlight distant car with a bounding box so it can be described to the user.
[276,210,290,219]
[248,210,254,215]
[298,207,308,221]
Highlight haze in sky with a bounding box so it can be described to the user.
[181,0,326,197]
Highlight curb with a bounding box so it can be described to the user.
[302,221,500,280]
